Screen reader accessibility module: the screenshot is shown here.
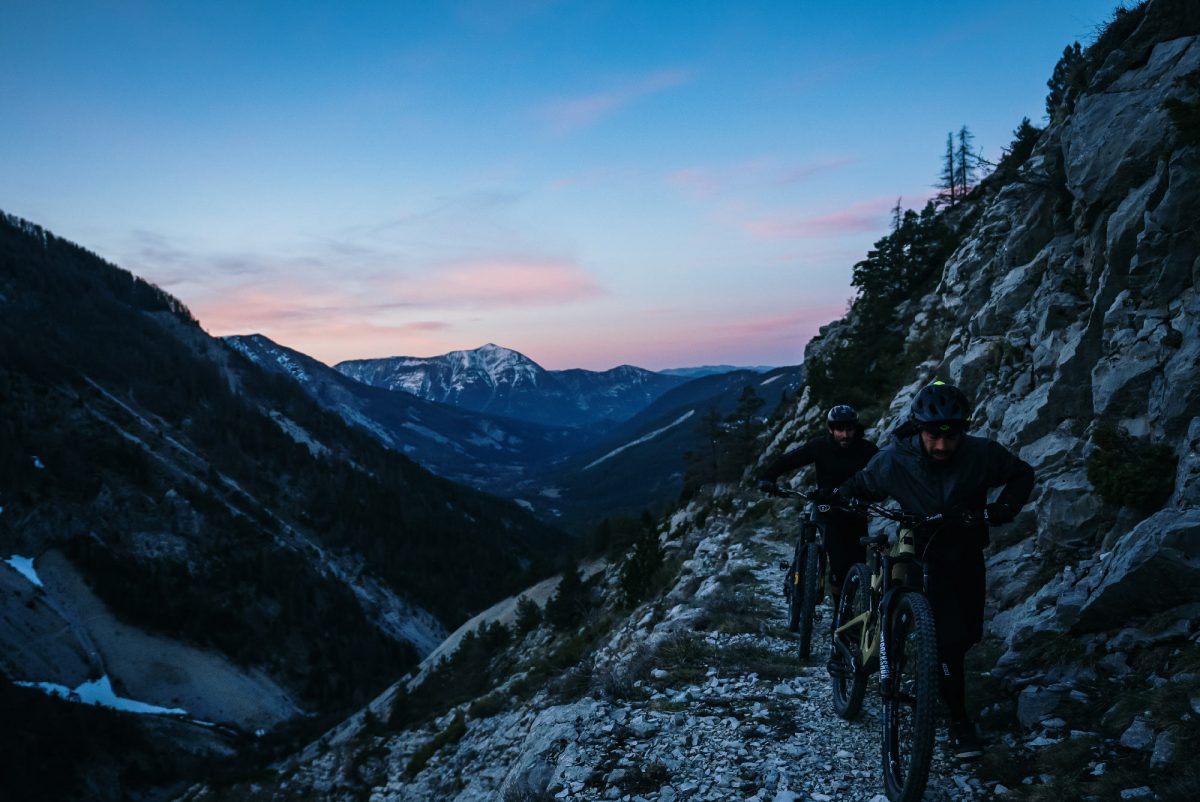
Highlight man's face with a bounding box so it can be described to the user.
[829,423,855,447]
[919,425,962,461]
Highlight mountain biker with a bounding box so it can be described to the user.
[758,404,879,620]
[834,381,1034,759]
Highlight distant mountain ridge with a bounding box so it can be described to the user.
[336,344,687,428]
[225,334,597,490]
[659,364,775,378]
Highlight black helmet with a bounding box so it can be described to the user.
[910,381,970,427]
[827,404,858,424]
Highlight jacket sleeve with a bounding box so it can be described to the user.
[986,440,1035,511]
[759,438,819,482]
[839,449,891,502]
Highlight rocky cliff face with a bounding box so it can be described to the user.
[760,11,1200,796]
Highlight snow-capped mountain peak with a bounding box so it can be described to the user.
[335,345,687,427]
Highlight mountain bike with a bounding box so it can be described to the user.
[774,488,829,659]
[827,501,978,802]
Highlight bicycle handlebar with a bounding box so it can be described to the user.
[763,485,981,529]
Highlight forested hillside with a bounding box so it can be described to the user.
[0,212,566,801]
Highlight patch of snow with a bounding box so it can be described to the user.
[336,405,397,447]
[4,555,43,587]
[16,675,189,716]
[583,410,696,470]
[759,374,783,386]
[464,434,506,450]
[269,411,330,458]
[401,422,457,448]
[514,499,535,512]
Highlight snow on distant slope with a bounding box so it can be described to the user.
[583,410,696,470]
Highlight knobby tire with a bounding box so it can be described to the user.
[786,543,803,633]
[830,562,870,720]
[881,592,938,802]
[796,541,821,659]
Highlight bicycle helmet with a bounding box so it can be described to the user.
[910,381,970,428]
[827,404,858,425]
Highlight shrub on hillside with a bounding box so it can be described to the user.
[1086,424,1177,511]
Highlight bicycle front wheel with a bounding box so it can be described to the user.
[881,591,938,802]
[830,562,870,720]
[796,542,821,659]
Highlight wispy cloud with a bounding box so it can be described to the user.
[743,197,896,240]
[386,256,603,306]
[776,156,859,185]
[539,68,692,136]
[667,156,857,200]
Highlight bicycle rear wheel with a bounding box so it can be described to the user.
[785,543,803,632]
[796,541,821,659]
[881,591,938,802]
[830,562,870,720]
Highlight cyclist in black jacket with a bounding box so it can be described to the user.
[759,405,878,617]
[837,381,1035,758]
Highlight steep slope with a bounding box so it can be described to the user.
[336,344,687,428]
[225,334,597,490]
[0,212,566,800]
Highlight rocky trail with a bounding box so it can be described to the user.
[273,501,999,802]
[508,518,993,802]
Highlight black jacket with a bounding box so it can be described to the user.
[839,426,1035,551]
[761,428,878,489]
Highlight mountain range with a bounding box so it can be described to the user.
[335,344,688,428]
[228,336,803,530]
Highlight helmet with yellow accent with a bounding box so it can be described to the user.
[910,381,970,433]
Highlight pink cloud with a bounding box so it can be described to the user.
[394,257,603,306]
[526,304,848,371]
[743,197,897,240]
[187,256,603,364]
[539,69,692,135]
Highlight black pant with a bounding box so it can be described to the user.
[823,509,868,591]
[924,544,985,723]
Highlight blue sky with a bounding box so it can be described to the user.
[1,1,1124,369]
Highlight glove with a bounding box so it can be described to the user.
[984,502,1014,526]
[757,479,778,495]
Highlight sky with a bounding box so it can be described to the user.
[1,1,1125,370]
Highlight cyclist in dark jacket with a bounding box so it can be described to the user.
[838,381,1034,758]
[759,404,878,614]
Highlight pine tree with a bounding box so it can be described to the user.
[545,563,587,630]
[619,522,665,606]
[1046,42,1084,121]
[956,126,976,198]
[939,132,957,205]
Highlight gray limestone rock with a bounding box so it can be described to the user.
[1119,716,1155,751]
[1074,508,1200,631]
[1017,687,1065,729]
